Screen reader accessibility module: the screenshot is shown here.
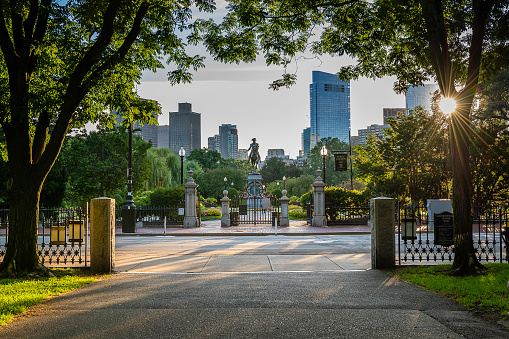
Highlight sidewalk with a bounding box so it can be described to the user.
[116,219,371,236]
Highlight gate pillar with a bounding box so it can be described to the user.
[221,190,231,227]
[280,190,290,226]
[370,197,395,269]
[90,197,115,274]
[183,170,200,228]
[312,169,327,227]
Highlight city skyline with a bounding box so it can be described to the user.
[137,54,407,158]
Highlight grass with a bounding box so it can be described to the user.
[388,264,509,321]
[0,268,96,326]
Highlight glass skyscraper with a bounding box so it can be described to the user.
[310,71,350,148]
[405,84,439,114]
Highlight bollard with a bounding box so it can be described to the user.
[90,197,115,273]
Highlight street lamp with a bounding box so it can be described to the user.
[320,145,328,185]
[224,176,227,190]
[283,176,286,190]
[179,146,185,185]
[122,123,136,233]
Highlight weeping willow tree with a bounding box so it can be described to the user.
[144,148,202,190]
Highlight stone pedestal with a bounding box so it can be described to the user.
[280,190,290,226]
[312,169,327,227]
[371,197,395,269]
[220,190,231,227]
[90,197,115,273]
[183,170,200,228]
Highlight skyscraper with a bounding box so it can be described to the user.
[406,84,439,114]
[219,124,238,159]
[383,108,405,126]
[169,103,201,155]
[310,71,350,148]
[301,127,311,155]
[157,125,170,148]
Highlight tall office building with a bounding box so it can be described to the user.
[310,71,350,148]
[157,125,170,148]
[169,103,201,155]
[406,84,439,114]
[358,124,385,145]
[301,127,311,155]
[219,124,238,159]
[383,108,405,126]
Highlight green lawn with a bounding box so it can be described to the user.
[0,269,96,326]
[388,264,509,320]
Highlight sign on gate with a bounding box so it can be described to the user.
[262,198,270,210]
[334,152,348,171]
[239,205,248,215]
[435,212,454,247]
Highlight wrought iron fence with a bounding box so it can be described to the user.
[326,205,370,226]
[397,203,508,264]
[137,205,185,227]
[0,205,89,267]
[115,202,187,228]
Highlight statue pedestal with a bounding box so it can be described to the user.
[246,172,263,209]
[247,172,263,186]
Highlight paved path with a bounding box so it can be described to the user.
[1,235,508,339]
[115,219,372,236]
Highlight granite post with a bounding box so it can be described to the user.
[220,190,231,227]
[90,197,115,273]
[370,197,395,269]
[280,189,290,226]
[312,169,327,227]
[184,170,200,228]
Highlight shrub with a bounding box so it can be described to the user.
[148,186,185,206]
[202,208,221,216]
[289,209,307,218]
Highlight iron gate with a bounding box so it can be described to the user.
[397,203,509,264]
[230,180,280,225]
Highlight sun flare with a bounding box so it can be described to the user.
[440,97,456,114]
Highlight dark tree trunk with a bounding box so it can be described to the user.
[450,96,483,276]
[0,165,50,277]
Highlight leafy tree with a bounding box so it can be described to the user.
[186,148,224,170]
[355,109,450,204]
[220,158,251,177]
[194,167,246,201]
[145,148,180,190]
[0,0,214,276]
[470,69,509,206]
[148,187,185,207]
[304,137,351,187]
[62,127,151,204]
[260,157,302,184]
[206,0,509,275]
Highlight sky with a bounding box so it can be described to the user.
[137,54,406,159]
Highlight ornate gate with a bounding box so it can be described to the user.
[230,180,280,225]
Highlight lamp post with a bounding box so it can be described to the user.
[122,123,136,233]
[224,176,227,190]
[283,176,286,190]
[179,146,185,185]
[320,145,328,185]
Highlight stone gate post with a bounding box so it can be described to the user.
[280,189,290,226]
[183,170,200,228]
[221,190,230,227]
[90,197,115,273]
[312,169,327,227]
[370,197,395,269]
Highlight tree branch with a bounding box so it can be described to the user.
[0,8,16,69]
[32,110,50,164]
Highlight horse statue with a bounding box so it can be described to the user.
[247,138,261,172]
